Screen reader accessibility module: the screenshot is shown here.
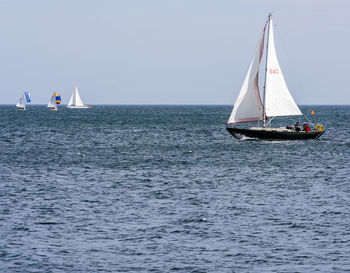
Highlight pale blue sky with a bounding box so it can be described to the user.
[0,0,349,105]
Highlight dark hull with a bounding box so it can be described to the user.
[227,127,324,140]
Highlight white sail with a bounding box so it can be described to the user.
[74,86,85,107]
[264,17,302,117]
[16,94,26,109]
[47,93,57,109]
[228,24,267,124]
[68,93,74,107]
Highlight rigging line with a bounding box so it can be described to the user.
[266,116,275,127]
[262,14,271,128]
[303,113,315,126]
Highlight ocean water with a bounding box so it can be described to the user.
[0,105,349,273]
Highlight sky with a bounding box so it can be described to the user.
[0,0,349,105]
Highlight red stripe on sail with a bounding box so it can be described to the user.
[228,117,262,124]
[259,23,267,61]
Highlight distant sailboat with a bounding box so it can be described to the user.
[16,92,32,110]
[16,95,26,110]
[226,14,324,140]
[67,84,89,109]
[47,92,61,111]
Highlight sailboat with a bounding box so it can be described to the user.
[67,84,90,109]
[226,14,324,140]
[16,92,32,110]
[47,92,61,111]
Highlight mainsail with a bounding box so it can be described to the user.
[48,93,55,108]
[227,24,267,124]
[16,95,26,109]
[264,17,302,117]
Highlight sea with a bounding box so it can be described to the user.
[0,105,349,273]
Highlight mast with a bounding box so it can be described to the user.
[75,81,78,106]
[262,13,271,128]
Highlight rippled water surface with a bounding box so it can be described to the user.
[0,105,349,272]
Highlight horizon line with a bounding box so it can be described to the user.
[1,103,350,106]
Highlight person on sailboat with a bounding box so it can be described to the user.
[294,122,301,132]
[303,122,310,132]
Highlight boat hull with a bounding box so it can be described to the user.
[226,127,324,140]
[67,106,90,109]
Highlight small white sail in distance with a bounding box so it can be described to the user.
[227,23,267,124]
[47,93,57,109]
[264,17,302,117]
[67,84,89,109]
[16,94,26,110]
[68,92,74,107]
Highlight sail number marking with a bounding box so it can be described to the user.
[269,69,279,74]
